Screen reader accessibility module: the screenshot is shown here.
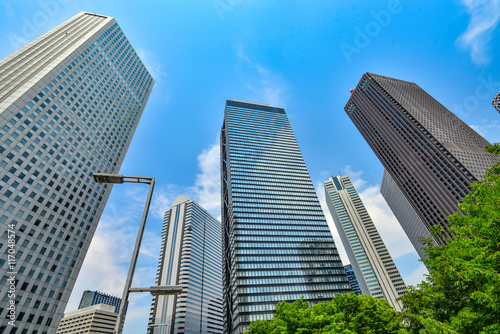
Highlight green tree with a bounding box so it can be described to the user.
[245,293,403,334]
[400,144,500,333]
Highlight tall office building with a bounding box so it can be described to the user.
[345,73,500,253]
[343,265,362,296]
[0,12,153,332]
[79,290,122,314]
[493,91,500,113]
[148,195,223,334]
[324,175,406,310]
[221,99,350,334]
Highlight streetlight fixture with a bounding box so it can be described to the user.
[129,285,183,296]
[93,172,162,334]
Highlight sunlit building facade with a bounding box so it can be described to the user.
[0,12,153,332]
[221,99,350,334]
[148,195,223,334]
[325,175,406,310]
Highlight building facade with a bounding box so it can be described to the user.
[0,12,153,332]
[345,73,500,251]
[343,265,362,296]
[380,170,435,260]
[493,91,500,113]
[148,195,223,334]
[79,290,121,314]
[221,99,351,334]
[56,304,117,334]
[324,175,406,310]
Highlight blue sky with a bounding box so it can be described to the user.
[1,0,500,332]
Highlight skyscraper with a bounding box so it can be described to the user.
[493,91,500,113]
[324,175,406,310]
[79,290,122,314]
[0,12,153,332]
[345,73,500,253]
[148,195,223,334]
[221,99,350,334]
[343,265,362,296]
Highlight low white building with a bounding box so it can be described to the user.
[56,304,117,334]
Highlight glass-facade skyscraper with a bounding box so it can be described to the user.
[148,195,223,334]
[345,73,500,253]
[0,12,153,332]
[221,99,350,334]
[78,290,122,314]
[324,175,406,310]
[343,265,362,295]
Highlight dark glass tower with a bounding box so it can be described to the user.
[345,73,500,250]
[221,99,350,334]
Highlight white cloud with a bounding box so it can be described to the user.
[190,137,221,217]
[405,263,429,287]
[350,175,418,260]
[65,187,162,316]
[236,44,288,107]
[137,49,168,84]
[150,184,183,219]
[457,0,500,64]
[469,119,500,142]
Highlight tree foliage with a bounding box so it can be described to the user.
[400,144,500,333]
[244,293,403,334]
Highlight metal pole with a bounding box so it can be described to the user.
[114,177,155,334]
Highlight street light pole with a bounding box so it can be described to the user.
[93,173,155,334]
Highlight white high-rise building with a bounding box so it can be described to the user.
[0,12,153,332]
[324,175,406,310]
[148,195,223,334]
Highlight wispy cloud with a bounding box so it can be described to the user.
[66,197,162,311]
[137,49,168,84]
[405,263,429,287]
[457,0,500,64]
[190,137,221,217]
[236,44,288,107]
[470,119,500,142]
